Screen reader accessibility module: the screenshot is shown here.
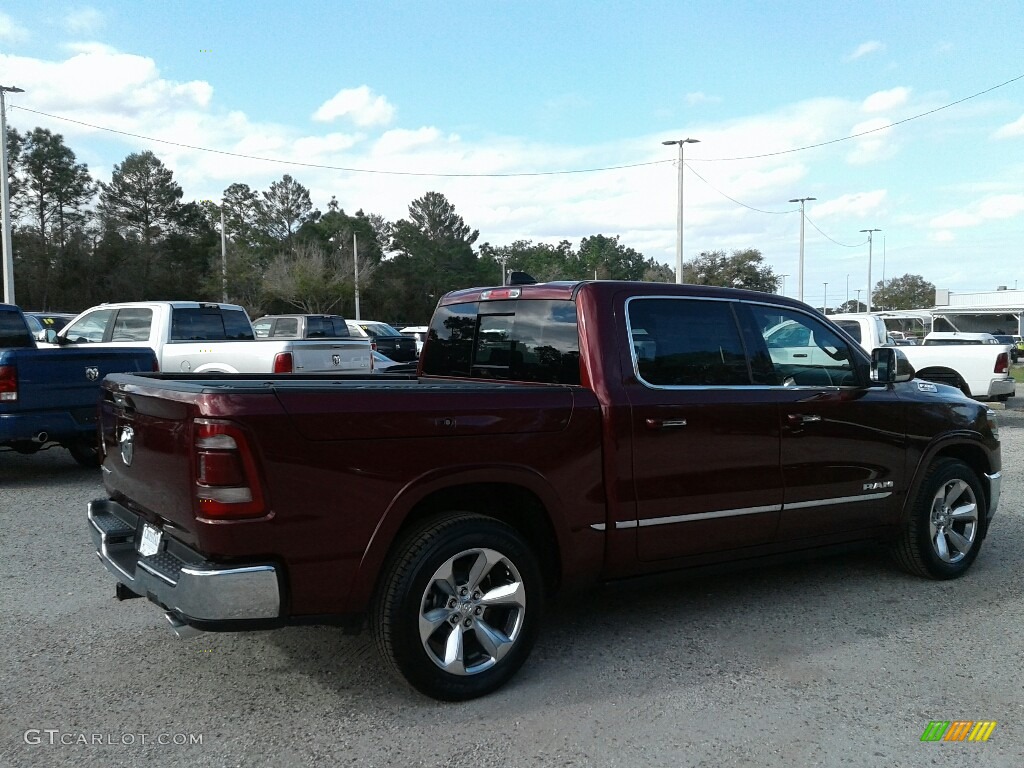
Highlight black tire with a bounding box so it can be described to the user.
[891,458,986,579]
[66,439,101,467]
[371,513,544,701]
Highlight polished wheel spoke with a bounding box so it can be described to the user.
[946,527,973,555]
[949,502,978,523]
[466,549,502,592]
[419,607,450,644]
[934,530,951,562]
[473,618,512,661]
[943,480,969,509]
[442,625,466,674]
[480,580,526,609]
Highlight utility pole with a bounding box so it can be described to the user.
[856,289,862,310]
[663,138,700,283]
[823,282,828,314]
[0,84,24,304]
[353,231,361,321]
[789,197,816,302]
[860,229,881,312]
[777,273,789,296]
[220,205,227,302]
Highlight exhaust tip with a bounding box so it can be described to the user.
[164,612,204,639]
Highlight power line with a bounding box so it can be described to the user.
[8,72,1022,177]
[804,215,868,248]
[684,163,795,214]
[695,73,1024,162]
[9,105,666,178]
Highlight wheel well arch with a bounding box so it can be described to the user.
[932,443,994,505]
[905,441,995,521]
[395,482,562,596]
[914,367,968,394]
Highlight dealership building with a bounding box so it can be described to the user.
[930,287,1024,336]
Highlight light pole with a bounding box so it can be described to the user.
[789,197,816,302]
[663,138,700,283]
[845,274,850,309]
[860,229,881,312]
[0,84,24,304]
[856,289,862,310]
[823,282,828,314]
[777,273,789,296]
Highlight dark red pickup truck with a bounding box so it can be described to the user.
[89,281,1002,700]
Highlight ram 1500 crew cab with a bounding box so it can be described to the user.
[88,282,1001,700]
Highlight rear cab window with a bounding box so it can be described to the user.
[171,308,254,341]
[421,299,581,384]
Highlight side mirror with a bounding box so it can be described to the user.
[871,347,915,384]
[45,329,58,343]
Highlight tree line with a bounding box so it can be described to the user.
[2,126,931,324]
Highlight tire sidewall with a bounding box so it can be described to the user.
[385,516,544,701]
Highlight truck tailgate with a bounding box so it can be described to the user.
[98,377,284,542]
[291,339,372,373]
[4,347,155,424]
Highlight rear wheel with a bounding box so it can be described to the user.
[372,513,543,701]
[66,439,100,467]
[891,458,986,579]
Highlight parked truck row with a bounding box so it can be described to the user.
[828,313,1016,401]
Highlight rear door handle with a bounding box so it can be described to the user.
[645,418,688,430]
[787,413,822,425]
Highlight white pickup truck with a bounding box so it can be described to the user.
[826,313,1015,401]
[50,301,372,374]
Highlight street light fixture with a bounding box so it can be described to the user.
[664,138,700,283]
[789,197,816,302]
[860,228,881,312]
[1,84,24,304]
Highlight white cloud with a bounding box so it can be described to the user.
[0,12,29,42]
[929,195,1024,230]
[862,87,910,113]
[847,118,896,164]
[810,191,888,219]
[846,41,884,61]
[312,86,395,127]
[686,92,721,106]
[64,7,104,34]
[993,113,1024,139]
[929,230,955,243]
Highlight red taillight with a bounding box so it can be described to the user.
[370,341,377,352]
[152,357,160,372]
[994,352,1009,375]
[273,352,293,373]
[193,419,267,519]
[0,365,16,401]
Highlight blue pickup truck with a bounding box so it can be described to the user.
[1,303,158,465]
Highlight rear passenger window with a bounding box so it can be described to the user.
[110,308,152,341]
[422,299,581,384]
[171,308,255,341]
[627,298,750,387]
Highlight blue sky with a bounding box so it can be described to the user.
[2,1,1023,307]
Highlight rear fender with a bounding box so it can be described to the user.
[346,465,575,612]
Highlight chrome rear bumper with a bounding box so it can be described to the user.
[88,498,280,627]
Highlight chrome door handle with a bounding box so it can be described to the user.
[787,413,822,425]
[645,418,688,430]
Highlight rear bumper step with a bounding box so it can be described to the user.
[88,498,281,630]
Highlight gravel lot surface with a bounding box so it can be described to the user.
[2,404,1022,768]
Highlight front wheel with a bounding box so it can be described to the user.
[371,513,544,701]
[891,458,986,579]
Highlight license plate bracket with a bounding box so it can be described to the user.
[139,523,162,557]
